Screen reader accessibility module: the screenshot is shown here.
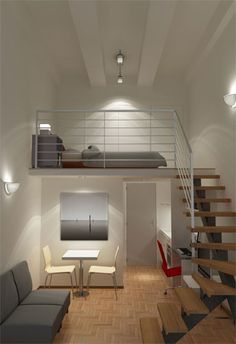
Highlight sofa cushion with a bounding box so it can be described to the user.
[11,261,32,302]
[21,289,70,314]
[0,304,63,343]
[0,271,19,324]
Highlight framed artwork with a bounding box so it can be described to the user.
[60,192,108,240]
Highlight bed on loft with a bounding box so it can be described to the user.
[61,145,167,168]
[31,109,177,169]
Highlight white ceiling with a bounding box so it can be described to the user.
[26,0,232,87]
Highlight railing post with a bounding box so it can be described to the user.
[149,111,152,152]
[173,111,177,168]
[35,111,38,168]
[190,152,196,260]
[103,111,106,168]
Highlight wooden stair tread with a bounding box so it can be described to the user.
[192,258,236,276]
[185,211,236,217]
[175,287,209,315]
[176,175,220,179]
[191,242,236,250]
[140,317,164,344]
[192,272,236,297]
[188,226,236,233]
[183,198,231,203]
[157,303,188,335]
[179,186,225,190]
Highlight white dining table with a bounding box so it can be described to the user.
[62,249,100,297]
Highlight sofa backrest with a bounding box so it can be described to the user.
[11,261,32,302]
[0,271,19,324]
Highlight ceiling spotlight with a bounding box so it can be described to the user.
[116,50,124,65]
[117,75,123,84]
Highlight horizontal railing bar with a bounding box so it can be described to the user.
[38,125,175,130]
[38,127,174,130]
[37,143,175,146]
[37,158,175,162]
[39,118,175,122]
[37,108,175,113]
[53,134,175,137]
[38,150,175,154]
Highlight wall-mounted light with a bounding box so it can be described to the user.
[115,50,125,84]
[4,182,20,195]
[223,93,236,108]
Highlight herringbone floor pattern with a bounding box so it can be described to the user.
[54,266,235,344]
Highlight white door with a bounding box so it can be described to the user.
[126,183,157,266]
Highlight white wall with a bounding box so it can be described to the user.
[156,179,172,237]
[0,1,56,287]
[187,11,236,209]
[55,75,188,130]
[40,177,124,287]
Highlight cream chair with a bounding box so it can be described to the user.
[42,245,78,292]
[87,246,119,300]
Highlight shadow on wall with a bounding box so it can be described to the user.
[190,124,235,169]
[2,215,41,285]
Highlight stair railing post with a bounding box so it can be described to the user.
[190,152,196,260]
[173,111,177,168]
[35,110,38,168]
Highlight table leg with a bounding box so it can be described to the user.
[74,259,89,297]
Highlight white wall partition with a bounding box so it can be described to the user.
[187,9,236,208]
[0,1,56,287]
[40,177,125,287]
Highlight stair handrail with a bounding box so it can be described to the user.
[174,111,195,234]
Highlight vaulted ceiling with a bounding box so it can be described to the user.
[26,0,233,87]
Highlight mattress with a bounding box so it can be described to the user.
[81,150,167,168]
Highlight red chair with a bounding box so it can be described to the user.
[157,240,182,294]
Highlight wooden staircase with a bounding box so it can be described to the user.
[140,172,236,344]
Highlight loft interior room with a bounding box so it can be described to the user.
[0,1,236,343]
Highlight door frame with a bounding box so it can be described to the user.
[124,181,157,266]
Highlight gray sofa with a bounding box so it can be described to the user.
[0,261,70,343]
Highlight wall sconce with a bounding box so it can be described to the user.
[4,182,20,195]
[223,93,236,108]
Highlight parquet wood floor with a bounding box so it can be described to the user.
[54,266,236,344]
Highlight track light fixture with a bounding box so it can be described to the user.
[116,51,124,65]
[116,50,125,84]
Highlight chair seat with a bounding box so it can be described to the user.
[46,265,75,274]
[88,265,115,274]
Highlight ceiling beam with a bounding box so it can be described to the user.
[137,0,177,87]
[68,0,106,86]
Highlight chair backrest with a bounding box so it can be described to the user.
[157,240,167,270]
[42,245,52,270]
[113,246,119,267]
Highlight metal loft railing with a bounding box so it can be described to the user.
[33,108,194,227]
[173,111,195,239]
